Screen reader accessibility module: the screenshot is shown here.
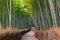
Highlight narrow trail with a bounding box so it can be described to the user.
[21,27,38,40]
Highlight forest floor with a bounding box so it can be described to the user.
[0,27,60,40]
[35,27,60,40]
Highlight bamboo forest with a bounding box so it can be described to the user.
[0,0,60,40]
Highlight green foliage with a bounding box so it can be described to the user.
[12,0,33,18]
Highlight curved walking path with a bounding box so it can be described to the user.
[21,27,38,40]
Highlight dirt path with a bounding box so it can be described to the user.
[21,30,38,40]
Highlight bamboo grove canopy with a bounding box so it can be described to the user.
[0,0,60,29]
